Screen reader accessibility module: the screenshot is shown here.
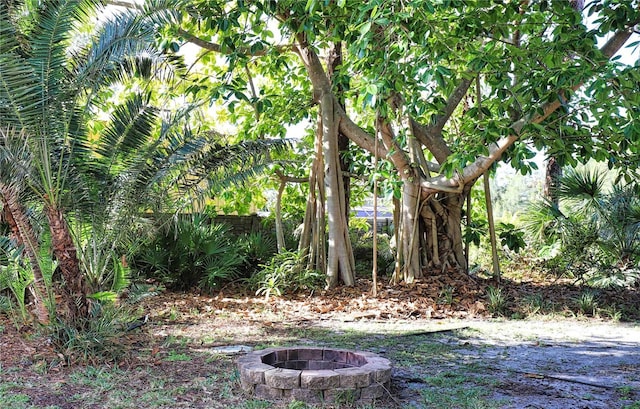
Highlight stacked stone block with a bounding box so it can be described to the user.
[237,347,392,404]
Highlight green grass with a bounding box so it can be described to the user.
[164,351,192,362]
[420,370,502,409]
[68,366,121,389]
[0,391,31,405]
[237,400,274,409]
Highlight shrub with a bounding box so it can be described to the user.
[50,302,132,364]
[575,290,599,316]
[237,231,277,276]
[520,293,551,316]
[0,237,45,322]
[248,251,324,300]
[132,214,245,290]
[486,286,508,316]
[523,167,640,288]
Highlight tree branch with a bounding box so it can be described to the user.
[177,29,295,57]
[459,27,636,185]
[275,168,307,184]
[411,119,452,164]
[430,77,474,135]
[337,108,389,159]
[411,77,473,164]
[291,28,390,162]
[377,118,412,180]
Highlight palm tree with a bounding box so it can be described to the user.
[524,166,640,287]
[556,168,640,266]
[0,128,51,323]
[1,0,287,324]
[0,0,173,321]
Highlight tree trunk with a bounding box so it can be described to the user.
[465,188,472,273]
[0,187,50,324]
[321,94,355,287]
[392,196,401,280]
[544,156,562,206]
[393,180,422,283]
[44,205,89,322]
[299,116,326,275]
[393,186,469,283]
[424,193,467,270]
[484,172,500,279]
[327,41,351,225]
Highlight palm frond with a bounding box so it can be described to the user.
[133,0,185,29]
[556,167,605,201]
[29,0,97,116]
[0,53,42,128]
[169,138,290,201]
[98,92,159,168]
[608,184,640,225]
[0,128,33,195]
[0,2,23,54]
[72,3,183,91]
[521,198,566,244]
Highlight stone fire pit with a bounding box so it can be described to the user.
[237,347,392,404]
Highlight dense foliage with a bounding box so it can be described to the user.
[132,214,278,290]
[0,0,284,327]
[524,167,640,288]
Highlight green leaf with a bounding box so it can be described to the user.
[305,0,317,12]
[359,21,372,36]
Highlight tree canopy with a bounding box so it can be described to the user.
[151,0,638,283]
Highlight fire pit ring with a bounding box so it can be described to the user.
[237,347,392,404]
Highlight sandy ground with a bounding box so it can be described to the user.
[462,320,640,408]
[324,319,640,408]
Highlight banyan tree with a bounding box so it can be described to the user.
[156,0,639,285]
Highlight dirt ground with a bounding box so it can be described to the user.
[376,319,640,408]
[1,275,639,408]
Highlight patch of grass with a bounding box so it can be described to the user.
[68,366,120,390]
[0,391,31,407]
[618,386,637,400]
[237,400,273,409]
[520,293,550,316]
[420,372,501,409]
[425,371,469,387]
[162,335,191,348]
[575,290,599,316]
[164,351,192,362]
[168,307,180,321]
[139,389,176,406]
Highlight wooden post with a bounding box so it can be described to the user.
[483,172,500,281]
[371,118,379,297]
